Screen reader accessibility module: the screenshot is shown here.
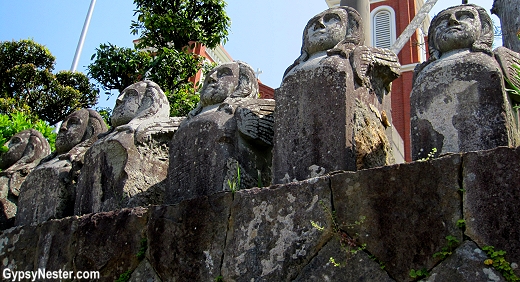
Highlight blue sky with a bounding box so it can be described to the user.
[0,0,498,110]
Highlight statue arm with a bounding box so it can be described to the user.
[235,99,275,146]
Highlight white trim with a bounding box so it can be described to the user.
[206,45,233,64]
[401,63,418,72]
[325,0,386,7]
[371,5,396,49]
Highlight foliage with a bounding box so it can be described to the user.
[0,39,98,125]
[418,147,437,162]
[456,219,466,229]
[88,43,151,94]
[89,0,230,117]
[227,165,240,194]
[115,270,132,282]
[130,0,230,50]
[94,106,112,128]
[311,200,367,268]
[482,246,520,282]
[168,82,201,117]
[136,238,148,261]
[0,112,56,152]
[409,268,429,279]
[433,235,459,260]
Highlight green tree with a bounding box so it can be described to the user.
[88,0,231,117]
[0,39,99,125]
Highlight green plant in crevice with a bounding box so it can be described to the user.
[418,147,437,162]
[136,237,148,261]
[115,270,132,282]
[214,275,224,282]
[369,253,386,270]
[409,268,429,280]
[311,200,367,267]
[227,165,241,194]
[482,246,520,282]
[456,219,466,229]
[433,235,460,260]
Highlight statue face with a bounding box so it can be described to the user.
[305,9,348,55]
[0,131,30,170]
[199,63,240,107]
[432,6,481,54]
[56,109,89,154]
[111,85,143,127]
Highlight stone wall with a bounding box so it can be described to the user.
[1,146,519,282]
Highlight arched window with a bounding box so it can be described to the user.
[371,6,396,49]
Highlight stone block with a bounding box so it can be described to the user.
[221,177,332,281]
[426,241,505,282]
[294,238,395,281]
[331,154,463,281]
[147,193,232,281]
[463,146,520,276]
[73,207,150,281]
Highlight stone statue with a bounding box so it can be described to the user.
[166,61,275,205]
[272,7,400,184]
[74,81,184,215]
[410,4,520,160]
[15,109,107,226]
[0,129,50,229]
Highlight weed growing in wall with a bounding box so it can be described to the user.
[482,246,520,282]
[311,200,367,267]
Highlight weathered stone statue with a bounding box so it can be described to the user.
[272,6,400,184]
[0,129,50,229]
[15,109,107,226]
[166,61,275,205]
[410,4,520,160]
[74,81,184,215]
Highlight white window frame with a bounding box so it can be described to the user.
[371,5,397,49]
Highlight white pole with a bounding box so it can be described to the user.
[71,0,97,72]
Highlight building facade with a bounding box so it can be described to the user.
[327,0,429,161]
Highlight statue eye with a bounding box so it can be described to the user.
[217,68,233,78]
[456,11,474,21]
[68,117,81,125]
[323,13,341,24]
[9,137,21,146]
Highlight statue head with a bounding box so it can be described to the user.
[429,4,493,59]
[55,108,108,154]
[301,7,364,58]
[198,61,259,108]
[111,80,170,128]
[0,129,50,170]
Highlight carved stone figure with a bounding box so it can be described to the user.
[410,4,520,160]
[272,7,400,184]
[15,109,107,226]
[0,129,50,229]
[74,81,184,215]
[166,61,275,205]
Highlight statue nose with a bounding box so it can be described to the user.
[314,18,326,30]
[448,15,460,26]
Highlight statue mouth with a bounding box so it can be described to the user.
[446,26,463,32]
